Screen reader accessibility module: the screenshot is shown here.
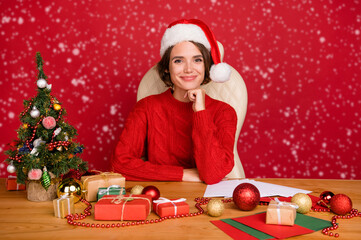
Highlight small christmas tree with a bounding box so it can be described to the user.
[5,52,88,190]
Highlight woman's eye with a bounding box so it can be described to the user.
[195,58,203,62]
[174,59,182,64]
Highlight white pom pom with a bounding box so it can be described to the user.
[210,63,231,83]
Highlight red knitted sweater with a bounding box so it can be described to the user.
[111,89,237,184]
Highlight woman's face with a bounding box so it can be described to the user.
[168,41,205,93]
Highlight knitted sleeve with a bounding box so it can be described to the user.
[192,103,237,184]
[110,98,184,181]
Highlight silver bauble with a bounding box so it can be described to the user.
[30,106,40,118]
[7,164,16,174]
[37,79,47,88]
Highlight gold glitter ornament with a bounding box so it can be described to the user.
[291,193,312,214]
[207,199,225,217]
[57,178,83,203]
[53,104,62,111]
[130,185,144,195]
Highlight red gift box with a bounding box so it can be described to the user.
[6,176,26,191]
[94,194,152,221]
[153,197,189,217]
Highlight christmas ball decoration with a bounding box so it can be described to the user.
[37,78,47,88]
[28,168,42,180]
[22,123,28,129]
[41,167,51,190]
[291,193,312,213]
[42,116,56,129]
[320,191,334,204]
[142,185,160,200]
[33,138,45,147]
[207,199,225,217]
[7,163,16,174]
[30,106,40,118]
[53,104,62,111]
[131,185,144,195]
[57,178,83,203]
[232,183,260,211]
[329,194,352,215]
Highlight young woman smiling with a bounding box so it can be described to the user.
[111,19,237,184]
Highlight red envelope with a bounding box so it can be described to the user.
[211,220,259,240]
[233,212,314,239]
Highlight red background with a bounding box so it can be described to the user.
[1,1,360,179]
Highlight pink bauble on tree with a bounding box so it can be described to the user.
[330,194,353,215]
[141,185,160,200]
[42,116,57,129]
[233,183,260,211]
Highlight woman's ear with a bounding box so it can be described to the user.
[165,69,169,73]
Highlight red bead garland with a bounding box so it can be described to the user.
[321,208,360,238]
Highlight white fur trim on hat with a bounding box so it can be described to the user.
[210,63,232,83]
[160,24,211,56]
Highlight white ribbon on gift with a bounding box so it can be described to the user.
[56,194,71,218]
[153,197,187,216]
[270,198,299,225]
[98,185,124,196]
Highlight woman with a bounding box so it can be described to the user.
[111,19,237,184]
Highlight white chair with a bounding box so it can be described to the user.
[137,42,247,178]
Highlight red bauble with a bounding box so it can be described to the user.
[232,183,260,211]
[330,194,352,215]
[141,185,160,200]
[320,191,334,204]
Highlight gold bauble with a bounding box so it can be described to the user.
[57,178,83,203]
[207,199,225,217]
[291,193,312,214]
[53,104,62,111]
[130,185,144,195]
[23,124,28,129]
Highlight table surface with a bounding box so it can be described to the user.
[0,178,360,240]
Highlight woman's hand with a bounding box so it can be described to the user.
[182,168,202,182]
[184,88,206,112]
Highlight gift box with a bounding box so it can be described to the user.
[266,199,297,226]
[97,185,126,201]
[81,172,125,202]
[53,195,74,218]
[94,194,152,221]
[6,176,26,191]
[153,197,189,217]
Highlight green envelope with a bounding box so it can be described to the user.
[97,185,126,201]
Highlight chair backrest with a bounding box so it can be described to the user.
[137,42,247,178]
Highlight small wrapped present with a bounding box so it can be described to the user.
[153,197,189,217]
[53,195,74,218]
[6,176,26,191]
[81,172,125,202]
[94,194,152,221]
[266,199,298,226]
[97,185,126,201]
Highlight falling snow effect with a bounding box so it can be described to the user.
[0,1,360,179]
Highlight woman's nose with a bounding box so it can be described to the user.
[184,61,193,73]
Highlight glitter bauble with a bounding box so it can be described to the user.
[141,185,160,200]
[131,185,144,195]
[57,178,83,203]
[291,193,312,214]
[42,116,56,129]
[37,79,47,88]
[207,199,225,217]
[232,183,260,211]
[330,194,352,215]
[320,191,335,204]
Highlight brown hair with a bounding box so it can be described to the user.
[156,41,213,88]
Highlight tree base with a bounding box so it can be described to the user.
[26,180,59,202]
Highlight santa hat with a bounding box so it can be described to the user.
[160,19,231,83]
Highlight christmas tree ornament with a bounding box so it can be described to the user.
[233,183,260,211]
[320,191,334,204]
[142,185,160,200]
[42,116,57,129]
[291,193,312,214]
[30,147,39,156]
[30,106,40,118]
[37,78,47,88]
[54,127,62,136]
[22,123,28,129]
[46,84,52,90]
[131,185,144,195]
[53,104,62,111]
[207,199,225,217]
[329,194,352,215]
[33,138,45,147]
[28,169,42,180]
[57,178,83,203]
[41,166,51,190]
[57,146,63,151]
[7,161,16,173]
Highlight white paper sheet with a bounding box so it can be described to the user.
[203,179,312,198]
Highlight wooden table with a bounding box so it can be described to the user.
[0,178,360,240]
